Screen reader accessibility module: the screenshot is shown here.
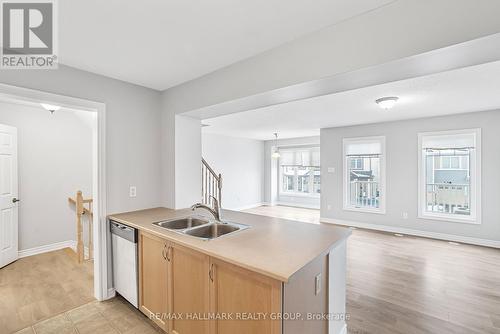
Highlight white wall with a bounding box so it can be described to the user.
[321,110,500,243]
[175,115,201,209]
[0,101,94,250]
[202,133,264,210]
[264,136,320,208]
[162,0,500,115]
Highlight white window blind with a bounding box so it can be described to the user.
[279,147,320,167]
[345,140,382,156]
[421,133,476,150]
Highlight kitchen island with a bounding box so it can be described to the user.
[108,207,351,334]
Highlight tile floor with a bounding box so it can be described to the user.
[0,248,94,333]
[14,296,161,334]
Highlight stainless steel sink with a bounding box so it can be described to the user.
[153,216,210,230]
[153,216,249,240]
[183,222,249,240]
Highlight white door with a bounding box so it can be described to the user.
[0,124,18,268]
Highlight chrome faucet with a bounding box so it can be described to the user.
[190,195,221,221]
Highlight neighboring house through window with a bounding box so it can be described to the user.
[343,136,386,213]
[418,129,481,224]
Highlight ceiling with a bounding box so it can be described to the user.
[58,0,394,90]
[202,61,500,140]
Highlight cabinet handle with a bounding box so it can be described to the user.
[209,263,214,282]
[162,245,167,260]
[166,246,172,262]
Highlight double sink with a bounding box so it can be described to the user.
[153,216,249,240]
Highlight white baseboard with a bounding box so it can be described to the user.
[321,217,500,249]
[69,242,91,258]
[228,202,266,211]
[276,201,320,210]
[106,288,116,300]
[18,240,76,258]
[19,240,94,259]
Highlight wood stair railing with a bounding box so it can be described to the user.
[202,158,222,208]
[68,190,93,263]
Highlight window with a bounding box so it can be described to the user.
[418,129,481,224]
[350,158,363,170]
[279,147,320,196]
[343,137,385,213]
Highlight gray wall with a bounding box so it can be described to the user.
[321,110,500,242]
[0,65,163,214]
[0,102,93,250]
[0,65,163,290]
[202,133,265,210]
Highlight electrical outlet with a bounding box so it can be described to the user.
[327,167,335,173]
[129,186,137,198]
[327,204,332,210]
[315,274,322,295]
[402,212,408,219]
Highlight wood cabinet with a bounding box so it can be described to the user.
[168,243,211,334]
[138,233,282,334]
[209,258,282,334]
[138,231,169,331]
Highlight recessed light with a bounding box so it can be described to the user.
[40,103,61,114]
[375,96,399,110]
[394,233,404,237]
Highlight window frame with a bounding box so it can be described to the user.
[279,165,320,198]
[342,136,386,214]
[278,146,320,198]
[417,128,481,224]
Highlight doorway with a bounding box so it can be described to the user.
[0,83,107,332]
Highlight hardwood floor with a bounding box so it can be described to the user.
[244,205,500,334]
[0,248,94,333]
[243,205,320,224]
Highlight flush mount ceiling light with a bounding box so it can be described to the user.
[375,96,399,110]
[40,103,61,114]
[271,132,280,158]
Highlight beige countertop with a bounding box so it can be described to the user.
[108,207,351,283]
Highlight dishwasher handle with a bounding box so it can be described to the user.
[110,220,138,243]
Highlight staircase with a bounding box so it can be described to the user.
[201,158,222,207]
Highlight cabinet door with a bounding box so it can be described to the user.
[138,231,169,331]
[209,258,282,334]
[168,243,210,334]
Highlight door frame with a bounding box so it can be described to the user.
[0,83,109,301]
[0,124,18,268]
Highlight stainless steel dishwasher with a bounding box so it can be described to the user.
[110,220,138,308]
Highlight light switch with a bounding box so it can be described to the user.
[315,274,321,295]
[129,186,137,198]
